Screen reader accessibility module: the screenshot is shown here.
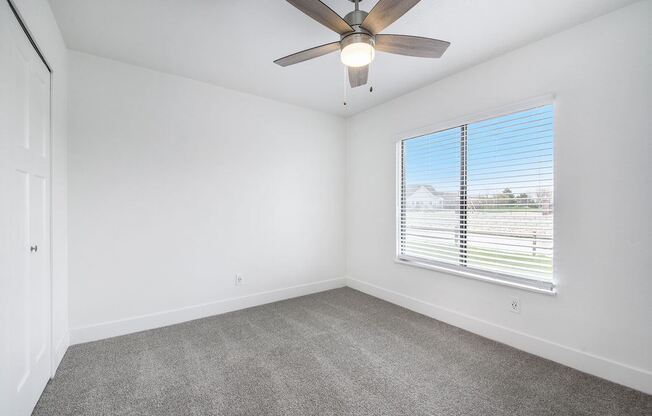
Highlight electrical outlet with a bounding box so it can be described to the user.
[235,274,244,286]
[510,297,521,314]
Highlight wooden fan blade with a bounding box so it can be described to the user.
[375,34,450,58]
[361,0,421,34]
[287,0,354,35]
[348,65,369,88]
[274,42,341,67]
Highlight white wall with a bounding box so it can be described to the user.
[67,51,346,342]
[345,1,651,394]
[11,0,70,375]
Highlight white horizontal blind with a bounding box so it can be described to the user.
[399,105,554,290]
[400,126,462,266]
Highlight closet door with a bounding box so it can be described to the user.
[0,1,52,414]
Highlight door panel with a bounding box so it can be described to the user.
[30,175,48,364]
[29,63,48,158]
[10,30,29,151]
[11,170,30,392]
[1,1,52,414]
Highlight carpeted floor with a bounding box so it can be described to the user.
[34,288,651,415]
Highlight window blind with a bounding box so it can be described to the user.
[398,105,554,291]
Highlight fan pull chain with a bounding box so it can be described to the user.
[368,62,374,93]
[343,65,348,106]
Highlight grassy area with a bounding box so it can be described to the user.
[468,247,552,266]
[472,207,551,212]
[466,248,552,280]
[404,240,552,278]
[403,209,553,278]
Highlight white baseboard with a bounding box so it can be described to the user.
[346,276,652,395]
[51,331,69,377]
[71,277,346,345]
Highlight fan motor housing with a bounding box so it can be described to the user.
[343,9,368,27]
[340,32,374,51]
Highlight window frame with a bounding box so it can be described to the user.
[395,95,557,295]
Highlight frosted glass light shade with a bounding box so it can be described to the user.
[341,42,375,67]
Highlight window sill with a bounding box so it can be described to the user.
[394,257,557,296]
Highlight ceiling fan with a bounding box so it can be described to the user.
[274,0,450,88]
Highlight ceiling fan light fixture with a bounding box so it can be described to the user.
[274,0,451,88]
[340,33,375,67]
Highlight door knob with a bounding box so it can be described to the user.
[30,245,38,252]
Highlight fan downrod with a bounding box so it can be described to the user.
[344,0,368,27]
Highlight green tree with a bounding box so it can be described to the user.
[500,188,516,208]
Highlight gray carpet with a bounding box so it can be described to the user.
[34,288,651,416]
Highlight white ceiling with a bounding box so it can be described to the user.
[49,0,636,116]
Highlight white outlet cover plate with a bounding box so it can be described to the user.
[510,297,521,313]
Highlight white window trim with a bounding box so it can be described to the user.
[394,94,557,295]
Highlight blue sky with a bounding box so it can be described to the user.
[403,105,553,198]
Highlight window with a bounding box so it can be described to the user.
[397,104,554,292]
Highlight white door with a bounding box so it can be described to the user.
[0,1,52,415]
